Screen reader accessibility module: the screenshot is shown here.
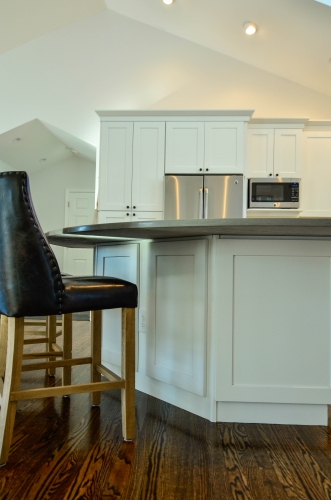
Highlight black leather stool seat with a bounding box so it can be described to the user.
[61,276,138,314]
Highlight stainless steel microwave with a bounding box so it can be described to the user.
[248,178,300,209]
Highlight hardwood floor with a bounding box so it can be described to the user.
[1,320,331,499]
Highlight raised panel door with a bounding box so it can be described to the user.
[96,244,139,374]
[204,122,245,174]
[274,129,302,178]
[215,239,331,405]
[146,239,208,396]
[98,122,133,211]
[165,122,204,174]
[247,128,274,178]
[132,122,165,211]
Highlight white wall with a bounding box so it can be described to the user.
[29,157,95,267]
[0,159,12,170]
[0,10,331,151]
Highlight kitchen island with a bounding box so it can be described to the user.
[47,218,331,426]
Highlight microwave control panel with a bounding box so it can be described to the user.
[290,183,299,202]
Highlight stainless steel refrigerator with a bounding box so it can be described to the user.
[164,174,243,220]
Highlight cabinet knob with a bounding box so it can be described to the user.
[133,206,136,209]
[269,173,272,176]
[132,213,136,216]
[126,213,130,216]
[206,168,209,172]
[126,206,130,209]
[199,168,203,171]
[275,173,279,177]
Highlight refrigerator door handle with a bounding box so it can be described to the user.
[204,187,209,219]
[198,188,203,219]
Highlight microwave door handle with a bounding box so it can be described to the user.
[204,187,209,219]
[198,188,203,219]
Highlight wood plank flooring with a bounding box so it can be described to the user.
[0,320,330,500]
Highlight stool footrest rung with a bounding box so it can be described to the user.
[10,380,125,401]
[21,356,92,372]
[96,364,121,382]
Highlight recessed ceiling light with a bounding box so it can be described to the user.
[243,22,258,35]
[163,0,174,4]
[13,138,21,143]
[39,158,46,162]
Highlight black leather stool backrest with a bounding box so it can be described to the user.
[0,172,63,317]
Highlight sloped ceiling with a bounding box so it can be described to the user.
[0,0,106,55]
[104,0,331,97]
[0,120,96,173]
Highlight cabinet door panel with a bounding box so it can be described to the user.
[215,239,331,404]
[96,244,139,373]
[99,122,133,211]
[165,122,204,174]
[205,122,244,174]
[274,129,302,177]
[247,129,274,178]
[132,122,165,211]
[146,239,207,396]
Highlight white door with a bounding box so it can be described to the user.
[64,191,95,275]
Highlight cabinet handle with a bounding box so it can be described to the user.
[198,188,203,219]
[133,206,136,209]
[275,173,279,177]
[126,206,130,209]
[204,188,209,219]
[199,168,203,171]
[269,173,272,176]
[126,213,130,216]
[206,168,209,172]
[132,213,136,216]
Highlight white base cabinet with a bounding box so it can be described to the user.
[95,236,331,425]
[214,238,331,424]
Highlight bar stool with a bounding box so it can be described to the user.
[0,171,138,466]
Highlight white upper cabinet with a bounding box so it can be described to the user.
[247,125,303,179]
[204,122,245,174]
[99,122,133,211]
[165,121,246,174]
[165,122,204,174]
[98,121,165,212]
[132,123,165,212]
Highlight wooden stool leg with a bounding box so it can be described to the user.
[91,310,102,406]
[62,314,72,387]
[46,315,57,376]
[121,308,136,441]
[0,315,8,380]
[0,317,24,465]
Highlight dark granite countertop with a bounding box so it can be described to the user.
[46,218,331,247]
